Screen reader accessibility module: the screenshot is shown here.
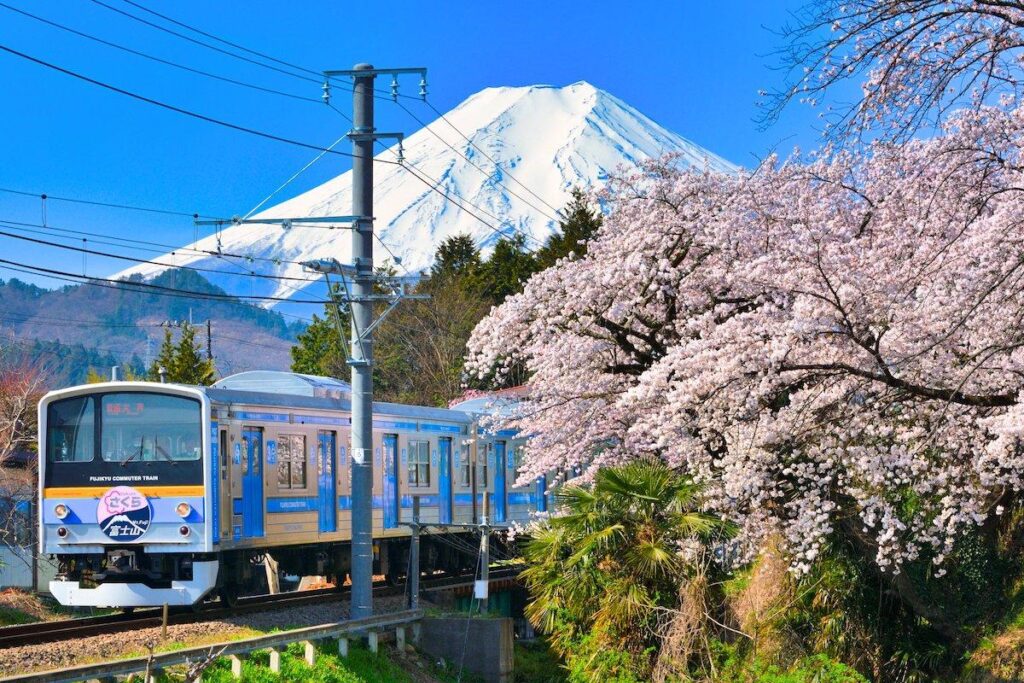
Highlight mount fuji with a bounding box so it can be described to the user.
[115,81,735,307]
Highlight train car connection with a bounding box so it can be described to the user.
[38,371,544,608]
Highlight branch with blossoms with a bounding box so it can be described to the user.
[765,0,1024,143]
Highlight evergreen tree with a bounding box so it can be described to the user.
[480,233,538,303]
[535,187,603,270]
[290,284,349,379]
[171,322,216,385]
[147,325,216,385]
[148,329,177,381]
[429,234,483,287]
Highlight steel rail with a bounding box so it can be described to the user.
[0,609,423,683]
[0,568,521,649]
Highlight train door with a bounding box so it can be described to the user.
[439,437,453,524]
[241,427,264,538]
[219,428,230,540]
[383,434,399,529]
[494,440,507,523]
[318,430,337,533]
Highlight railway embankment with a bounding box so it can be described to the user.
[0,594,409,679]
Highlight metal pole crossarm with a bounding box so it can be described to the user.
[195,215,367,227]
[347,132,403,142]
[324,67,426,78]
[300,258,357,277]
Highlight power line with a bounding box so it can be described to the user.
[0,3,320,103]
[117,0,325,80]
[0,186,220,220]
[0,256,328,304]
[393,98,561,224]
[0,215,306,267]
[424,98,563,216]
[0,225,319,284]
[325,103,544,249]
[0,43,399,164]
[88,0,321,85]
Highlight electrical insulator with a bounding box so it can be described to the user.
[397,140,405,164]
[419,77,427,100]
[322,80,331,104]
[391,76,399,101]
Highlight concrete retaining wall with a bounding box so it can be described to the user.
[418,615,513,683]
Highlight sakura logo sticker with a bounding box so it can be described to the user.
[97,486,151,541]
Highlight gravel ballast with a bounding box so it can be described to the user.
[0,594,410,677]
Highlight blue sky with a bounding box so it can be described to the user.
[0,0,828,299]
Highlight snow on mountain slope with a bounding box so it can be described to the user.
[116,81,735,306]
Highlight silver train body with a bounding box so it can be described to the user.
[38,372,548,607]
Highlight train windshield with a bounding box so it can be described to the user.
[47,392,202,464]
[45,391,204,488]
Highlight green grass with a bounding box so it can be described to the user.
[514,640,566,683]
[0,604,38,626]
[127,642,422,683]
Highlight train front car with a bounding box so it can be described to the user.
[39,382,217,607]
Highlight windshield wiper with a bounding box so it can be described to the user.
[120,436,144,467]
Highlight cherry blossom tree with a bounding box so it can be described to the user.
[765,0,1024,142]
[466,104,1024,638]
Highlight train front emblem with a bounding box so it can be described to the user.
[97,486,152,542]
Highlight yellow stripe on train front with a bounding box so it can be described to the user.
[43,485,205,498]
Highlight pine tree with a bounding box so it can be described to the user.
[430,234,483,286]
[171,322,217,385]
[535,187,603,270]
[148,329,177,381]
[480,233,538,303]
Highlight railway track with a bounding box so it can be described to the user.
[0,568,521,649]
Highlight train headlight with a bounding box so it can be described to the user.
[178,525,190,537]
[56,526,68,538]
[175,502,192,518]
[54,504,69,520]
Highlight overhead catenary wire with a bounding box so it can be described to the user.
[0,256,329,304]
[0,3,320,103]
[0,225,320,284]
[424,98,564,216]
[0,186,220,220]
[88,0,322,85]
[392,97,562,224]
[0,215,307,267]
[116,0,325,80]
[0,43,401,165]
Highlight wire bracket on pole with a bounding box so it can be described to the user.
[300,257,429,368]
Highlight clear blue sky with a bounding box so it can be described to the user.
[0,0,828,299]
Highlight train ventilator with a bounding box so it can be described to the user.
[38,372,549,609]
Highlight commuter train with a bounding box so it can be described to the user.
[38,371,549,608]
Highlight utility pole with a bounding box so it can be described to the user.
[348,63,376,622]
[198,62,427,621]
[206,319,213,361]
[321,63,426,620]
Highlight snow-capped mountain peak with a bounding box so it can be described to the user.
[115,82,734,306]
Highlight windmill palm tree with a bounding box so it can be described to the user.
[521,459,732,680]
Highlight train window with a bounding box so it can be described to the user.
[220,430,227,480]
[47,395,95,462]
[512,445,525,479]
[277,434,307,489]
[407,440,430,487]
[241,435,250,475]
[461,443,471,487]
[479,443,489,489]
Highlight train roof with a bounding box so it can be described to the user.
[212,371,351,398]
[206,372,470,424]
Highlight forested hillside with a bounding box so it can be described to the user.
[0,268,304,387]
